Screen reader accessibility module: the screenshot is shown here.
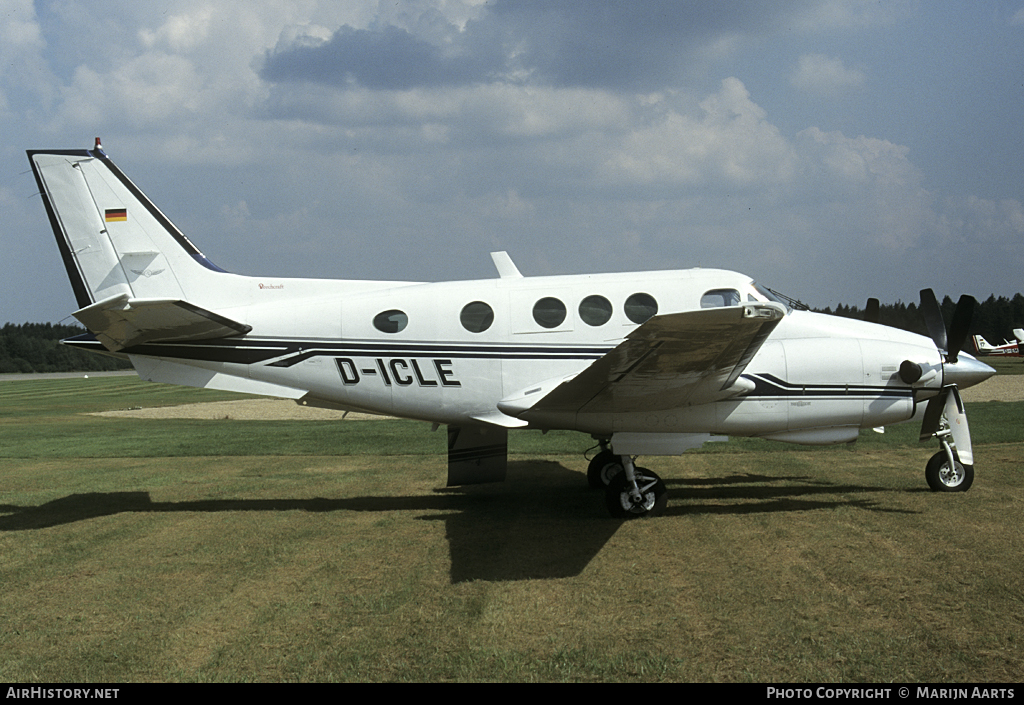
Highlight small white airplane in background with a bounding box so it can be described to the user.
[27,140,996,517]
[973,332,1023,357]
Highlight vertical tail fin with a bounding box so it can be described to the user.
[28,142,249,351]
[27,141,227,309]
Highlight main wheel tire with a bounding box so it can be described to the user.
[925,451,974,492]
[605,468,668,518]
[587,450,624,489]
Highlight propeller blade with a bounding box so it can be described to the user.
[864,298,880,324]
[919,390,947,441]
[946,295,976,363]
[919,289,948,356]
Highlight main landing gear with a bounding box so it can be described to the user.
[588,445,668,518]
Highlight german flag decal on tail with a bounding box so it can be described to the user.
[104,208,127,222]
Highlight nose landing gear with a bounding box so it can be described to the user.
[925,423,974,492]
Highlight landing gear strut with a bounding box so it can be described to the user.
[925,423,974,492]
[603,455,668,519]
[587,440,668,517]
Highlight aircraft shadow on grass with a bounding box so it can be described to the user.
[0,461,916,582]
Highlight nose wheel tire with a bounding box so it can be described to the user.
[605,468,668,518]
[925,451,974,492]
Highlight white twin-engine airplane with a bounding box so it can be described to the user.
[28,140,996,518]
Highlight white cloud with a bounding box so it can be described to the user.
[795,127,932,256]
[0,0,45,61]
[138,6,215,52]
[938,195,1024,246]
[798,127,917,188]
[599,79,798,189]
[791,54,866,95]
[262,82,635,148]
[0,0,56,111]
[56,54,204,130]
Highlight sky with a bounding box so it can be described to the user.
[3,0,1024,324]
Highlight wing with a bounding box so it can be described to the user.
[74,293,252,352]
[500,302,785,423]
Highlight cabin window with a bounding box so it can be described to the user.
[533,297,567,329]
[700,289,741,309]
[624,293,658,324]
[373,309,408,334]
[460,301,494,333]
[579,295,613,326]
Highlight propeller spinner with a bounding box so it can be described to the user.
[917,289,993,393]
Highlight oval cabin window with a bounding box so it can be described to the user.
[624,293,658,324]
[579,295,613,326]
[460,301,494,333]
[373,309,408,334]
[532,297,567,329]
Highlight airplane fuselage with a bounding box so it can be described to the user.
[88,266,960,446]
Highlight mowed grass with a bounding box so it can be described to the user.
[1,375,1023,682]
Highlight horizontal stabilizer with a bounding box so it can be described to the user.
[74,294,251,352]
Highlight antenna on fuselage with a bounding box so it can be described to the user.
[491,251,523,279]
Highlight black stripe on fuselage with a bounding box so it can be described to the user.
[66,336,613,366]
[63,336,915,402]
[743,373,913,399]
[264,341,612,367]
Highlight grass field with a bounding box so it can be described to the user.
[1,371,1023,682]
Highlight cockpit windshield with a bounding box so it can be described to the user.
[699,282,799,312]
[748,283,798,311]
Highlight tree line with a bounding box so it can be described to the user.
[0,323,132,374]
[815,293,1024,348]
[3,293,1023,373]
